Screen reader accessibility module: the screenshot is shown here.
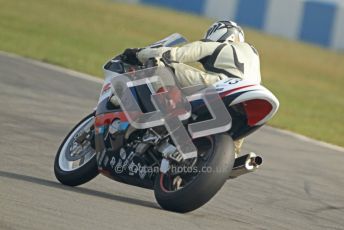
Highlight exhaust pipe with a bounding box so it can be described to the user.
[229,152,263,179]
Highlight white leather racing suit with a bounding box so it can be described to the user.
[137,40,262,156]
[137,40,262,88]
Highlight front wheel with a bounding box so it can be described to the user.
[54,113,99,186]
[154,134,235,213]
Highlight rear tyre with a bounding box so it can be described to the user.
[54,113,99,186]
[154,134,235,213]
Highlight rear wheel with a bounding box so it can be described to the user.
[154,134,235,213]
[54,113,99,186]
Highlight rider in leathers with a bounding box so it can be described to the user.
[123,21,262,156]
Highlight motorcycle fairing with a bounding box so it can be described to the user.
[94,34,279,180]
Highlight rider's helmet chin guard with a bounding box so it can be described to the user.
[204,20,245,43]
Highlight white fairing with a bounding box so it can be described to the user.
[214,78,279,126]
[100,70,279,127]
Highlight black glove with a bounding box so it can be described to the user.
[121,48,142,66]
[145,58,160,68]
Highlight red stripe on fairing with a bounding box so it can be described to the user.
[102,83,111,93]
[220,84,256,98]
[95,85,256,127]
[95,112,128,127]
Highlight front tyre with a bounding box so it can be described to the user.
[154,134,235,213]
[54,113,99,186]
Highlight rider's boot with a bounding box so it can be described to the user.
[234,138,244,158]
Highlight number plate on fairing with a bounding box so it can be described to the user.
[214,78,258,96]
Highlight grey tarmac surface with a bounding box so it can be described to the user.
[0,53,344,230]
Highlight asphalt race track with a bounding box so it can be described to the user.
[1,53,344,230]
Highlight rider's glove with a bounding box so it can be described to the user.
[121,48,142,66]
[145,57,166,68]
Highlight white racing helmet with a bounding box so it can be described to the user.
[204,20,245,42]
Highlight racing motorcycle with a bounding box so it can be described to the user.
[54,34,279,213]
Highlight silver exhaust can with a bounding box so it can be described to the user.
[229,152,263,179]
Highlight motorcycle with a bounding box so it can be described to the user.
[54,34,279,213]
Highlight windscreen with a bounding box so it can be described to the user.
[147,33,188,48]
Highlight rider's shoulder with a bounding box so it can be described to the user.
[229,42,259,55]
[246,43,259,55]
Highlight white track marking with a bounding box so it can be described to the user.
[264,126,344,153]
[1,51,343,153]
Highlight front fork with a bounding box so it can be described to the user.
[75,117,95,144]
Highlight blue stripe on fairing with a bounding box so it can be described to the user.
[235,0,269,29]
[98,126,105,134]
[119,122,129,131]
[141,0,206,15]
[299,1,337,46]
